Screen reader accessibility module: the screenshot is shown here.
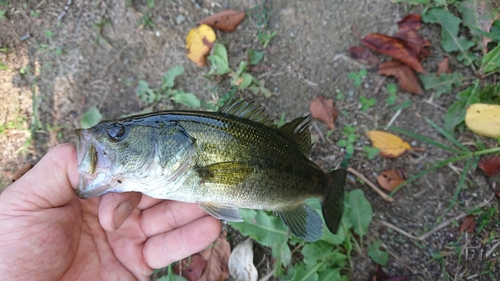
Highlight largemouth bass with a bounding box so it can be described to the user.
[75,98,346,242]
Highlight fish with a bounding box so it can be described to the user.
[75,98,346,242]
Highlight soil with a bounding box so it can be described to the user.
[1,0,499,280]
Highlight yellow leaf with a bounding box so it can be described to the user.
[186,24,216,66]
[465,103,500,139]
[366,130,411,158]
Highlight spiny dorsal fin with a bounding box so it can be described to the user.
[218,98,276,128]
[279,116,312,154]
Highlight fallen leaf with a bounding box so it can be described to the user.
[397,14,422,31]
[393,27,431,58]
[174,231,230,281]
[479,156,500,177]
[465,103,500,139]
[459,215,476,233]
[309,95,338,130]
[198,231,231,281]
[200,9,245,33]
[378,60,424,95]
[186,24,216,66]
[362,33,426,73]
[174,254,207,281]
[348,46,380,66]
[436,57,452,76]
[376,169,407,192]
[10,163,32,182]
[228,238,258,281]
[366,130,412,158]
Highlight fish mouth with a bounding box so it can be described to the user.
[74,128,113,199]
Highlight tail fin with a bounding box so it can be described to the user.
[322,169,346,234]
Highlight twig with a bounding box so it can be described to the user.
[347,167,395,202]
[258,269,275,281]
[58,0,72,22]
[485,241,500,258]
[312,121,326,143]
[372,76,387,95]
[381,194,495,241]
[385,108,402,129]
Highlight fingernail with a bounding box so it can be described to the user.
[113,200,132,230]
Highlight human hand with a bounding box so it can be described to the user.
[0,144,221,281]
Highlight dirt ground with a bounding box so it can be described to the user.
[1,0,499,280]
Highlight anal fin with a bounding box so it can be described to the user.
[199,202,243,222]
[276,203,323,242]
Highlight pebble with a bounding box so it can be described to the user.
[176,14,185,25]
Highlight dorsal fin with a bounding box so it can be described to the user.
[279,116,312,153]
[218,98,276,128]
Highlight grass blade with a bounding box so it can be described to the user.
[389,154,471,196]
[426,118,469,152]
[389,127,464,154]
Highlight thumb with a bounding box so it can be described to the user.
[1,143,80,210]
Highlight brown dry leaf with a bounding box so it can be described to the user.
[376,169,407,192]
[348,46,380,66]
[11,163,32,182]
[397,14,422,31]
[198,231,231,281]
[186,24,216,66]
[378,60,425,95]
[478,156,500,177]
[366,130,412,158]
[309,95,338,130]
[459,215,476,233]
[174,254,207,281]
[436,57,452,76]
[361,33,426,73]
[393,27,431,59]
[200,9,245,33]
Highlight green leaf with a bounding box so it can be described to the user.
[272,242,291,276]
[318,269,346,281]
[391,100,412,111]
[302,241,346,268]
[248,49,264,65]
[135,80,156,104]
[443,83,480,133]
[161,65,184,90]
[419,72,463,98]
[481,43,500,74]
[423,8,476,66]
[290,264,319,281]
[363,146,380,160]
[207,43,231,75]
[368,240,389,266]
[229,209,289,246]
[171,93,200,108]
[238,73,253,90]
[457,0,500,43]
[236,61,247,76]
[81,106,103,128]
[348,189,372,237]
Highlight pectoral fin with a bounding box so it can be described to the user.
[199,202,243,222]
[196,162,253,185]
[276,204,323,242]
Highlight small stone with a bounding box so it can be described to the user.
[176,14,185,25]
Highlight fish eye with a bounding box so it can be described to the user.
[106,123,126,141]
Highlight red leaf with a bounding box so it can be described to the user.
[459,215,476,234]
[309,95,338,130]
[393,27,431,58]
[348,46,380,66]
[376,169,407,192]
[362,33,426,73]
[174,254,206,281]
[378,60,425,95]
[436,57,452,76]
[200,9,245,33]
[479,156,500,176]
[397,14,422,31]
